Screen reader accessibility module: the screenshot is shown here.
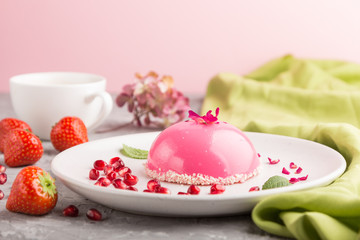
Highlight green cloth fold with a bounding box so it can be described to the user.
[201,55,360,240]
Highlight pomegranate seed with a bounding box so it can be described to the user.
[89,169,100,180]
[93,160,107,170]
[101,178,111,187]
[257,153,261,157]
[155,186,171,194]
[103,165,114,175]
[95,177,111,187]
[295,167,303,174]
[147,179,161,192]
[143,189,153,193]
[86,208,102,221]
[0,190,4,200]
[0,164,6,173]
[123,173,138,186]
[289,162,297,169]
[118,167,132,177]
[177,192,190,195]
[289,178,300,184]
[63,205,79,217]
[112,178,127,189]
[187,184,200,195]
[153,185,161,192]
[0,173,7,185]
[109,156,121,165]
[112,160,125,172]
[106,172,117,181]
[96,177,106,183]
[127,186,138,191]
[249,186,260,192]
[210,184,226,194]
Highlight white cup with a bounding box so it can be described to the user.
[10,72,113,140]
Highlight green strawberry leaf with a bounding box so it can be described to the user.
[38,172,57,198]
[120,144,148,159]
[262,175,291,190]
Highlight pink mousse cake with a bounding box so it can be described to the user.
[145,108,260,185]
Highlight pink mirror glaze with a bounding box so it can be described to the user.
[145,120,260,185]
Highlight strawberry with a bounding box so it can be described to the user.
[6,166,57,215]
[50,116,88,151]
[3,129,43,167]
[0,118,32,153]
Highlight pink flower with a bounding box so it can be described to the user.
[116,71,190,128]
[189,107,220,124]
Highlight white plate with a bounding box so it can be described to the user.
[51,131,346,217]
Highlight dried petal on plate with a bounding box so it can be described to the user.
[282,167,290,175]
[295,167,303,174]
[289,162,297,169]
[298,175,308,181]
[249,186,260,192]
[289,178,300,184]
[268,157,280,165]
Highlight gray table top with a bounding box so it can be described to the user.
[0,93,283,240]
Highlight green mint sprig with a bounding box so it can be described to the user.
[120,144,148,159]
[262,175,291,190]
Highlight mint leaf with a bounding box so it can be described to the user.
[262,175,290,190]
[120,144,148,159]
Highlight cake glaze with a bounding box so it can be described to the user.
[145,109,260,185]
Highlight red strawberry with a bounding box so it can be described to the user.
[50,116,88,152]
[0,118,32,153]
[3,129,43,167]
[6,166,58,215]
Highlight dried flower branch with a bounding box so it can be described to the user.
[116,71,190,128]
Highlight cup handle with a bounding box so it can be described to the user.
[86,91,113,132]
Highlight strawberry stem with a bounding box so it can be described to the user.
[38,172,57,198]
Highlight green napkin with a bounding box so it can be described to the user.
[201,55,360,240]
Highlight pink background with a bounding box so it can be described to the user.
[1,0,360,94]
